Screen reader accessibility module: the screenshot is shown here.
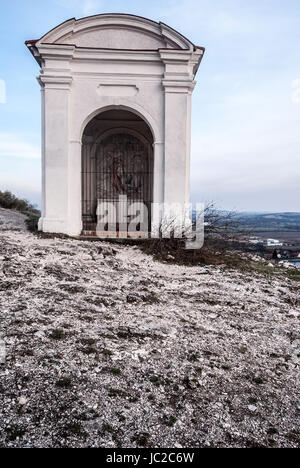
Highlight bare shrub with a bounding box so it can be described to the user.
[140,203,250,266]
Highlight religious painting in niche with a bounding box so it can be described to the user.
[96,134,152,203]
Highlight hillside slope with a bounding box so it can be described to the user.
[0,207,27,231]
[0,210,299,448]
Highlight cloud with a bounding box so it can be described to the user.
[190,72,300,211]
[0,134,40,159]
[0,174,41,207]
[160,0,300,36]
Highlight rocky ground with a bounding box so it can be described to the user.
[0,210,299,448]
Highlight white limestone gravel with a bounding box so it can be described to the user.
[0,210,299,448]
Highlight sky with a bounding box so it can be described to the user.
[0,0,300,212]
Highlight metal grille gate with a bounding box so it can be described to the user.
[82,133,153,236]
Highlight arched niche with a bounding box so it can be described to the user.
[81,109,154,235]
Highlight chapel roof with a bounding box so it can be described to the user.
[25,13,205,54]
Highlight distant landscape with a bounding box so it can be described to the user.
[237,212,300,232]
[236,212,300,243]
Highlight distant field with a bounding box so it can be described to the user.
[255,231,300,243]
